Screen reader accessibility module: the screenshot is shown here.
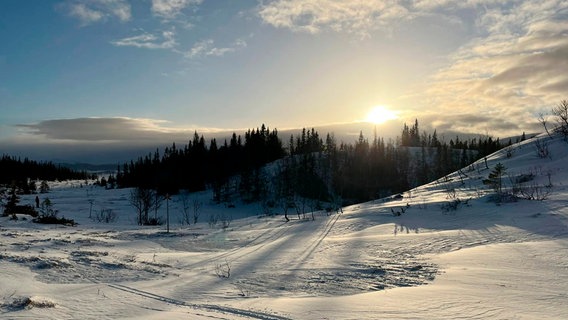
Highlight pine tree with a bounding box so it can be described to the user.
[483,162,506,199]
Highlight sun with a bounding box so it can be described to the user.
[366,105,398,124]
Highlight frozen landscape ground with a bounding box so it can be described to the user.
[1,134,567,319]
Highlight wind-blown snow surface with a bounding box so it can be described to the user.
[1,134,567,319]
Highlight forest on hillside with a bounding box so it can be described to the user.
[0,155,94,194]
[113,121,512,206]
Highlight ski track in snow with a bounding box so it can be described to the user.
[107,283,291,320]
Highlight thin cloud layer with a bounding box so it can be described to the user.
[258,0,412,37]
[151,0,203,20]
[111,29,178,49]
[185,39,248,59]
[63,0,131,26]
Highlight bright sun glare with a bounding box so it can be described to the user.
[366,105,398,124]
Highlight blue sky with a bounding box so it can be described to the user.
[1,0,567,161]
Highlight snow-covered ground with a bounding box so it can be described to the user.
[1,134,567,319]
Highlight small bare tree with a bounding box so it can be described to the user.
[538,113,553,138]
[552,99,568,138]
[534,138,550,159]
[130,187,158,225]
[179,193,200,226]
[179,194,192,226]
[192,198,202,224]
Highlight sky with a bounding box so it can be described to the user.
[1,0,567,162]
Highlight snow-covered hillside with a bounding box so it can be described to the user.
[1,134,567,319]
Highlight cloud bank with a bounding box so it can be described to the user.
[3,117,230,163]
[17,117,197,143]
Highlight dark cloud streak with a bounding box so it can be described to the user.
[17,117,192,142]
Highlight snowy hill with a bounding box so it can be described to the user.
[1,134,567,319]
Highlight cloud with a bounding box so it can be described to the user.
[389,1,568,136]
[6,117,233,163]
[258,0,412,38]
[111,29,178,49]
[185,38,247,59]
[63,0,131,26]
[151,0,203,19]
[17,117,193,142]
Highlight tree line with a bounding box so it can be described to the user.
[115,121,509,207]
[116,124,284,195]
[0,155,93,194]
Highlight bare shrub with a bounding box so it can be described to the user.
[534,138,550,159]
[192,199,202,224]
[94,208,117,223]
[214,259,231,278]
[519,183,552,201]
[2,296,56,310]
[552,99,568,139]
[220,213,232,230]
[179,194,192,226]
[505,145,515,158]
[130,188,154,225]
[510,169,552,201]
[235,284,251,297]
[208,213,219,228]
[538,113,553,138]
[540,100,568,140]
[180,194,203,226]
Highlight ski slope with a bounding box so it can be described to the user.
[1,134,567,319]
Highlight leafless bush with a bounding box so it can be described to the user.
[220,213,232,230]
[505,145,515,158]
[208,213,219,228]
[441,198,461,212]
[179,194,192,226]
[180,195,202,226]
[214,259,231,278]
[235,284,251,297]
[94,208,117,223]
[538,113,553,138]
[441,197,471,212]
[2,296,56,310]
[534,138,551,159]
[294,195,308,220]
[540,100,568,141]
[519,183,552,201]
[192,199,202,224]
[207,213,232,230]
[509,169,552,201]
[552,99,568,139]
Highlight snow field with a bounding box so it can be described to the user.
[1,134,567,319]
